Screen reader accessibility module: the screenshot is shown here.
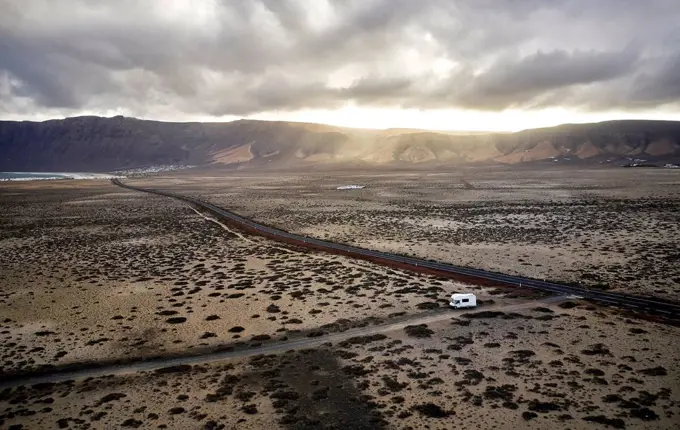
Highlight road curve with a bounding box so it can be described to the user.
[112,179,680,320]
[0,297,564,389]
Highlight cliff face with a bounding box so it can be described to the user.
[1,116,679,171]
[0,116,200,171]
[494,121,680,163]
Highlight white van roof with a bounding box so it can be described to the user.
[451,293,476,298]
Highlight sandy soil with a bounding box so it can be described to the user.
[0,180,494,375]
[1,167,679,430]
[136,166,680,301]
[2,300,678,429]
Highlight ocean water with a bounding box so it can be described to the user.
[0,172,123,181]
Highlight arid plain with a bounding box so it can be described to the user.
[1,166,679,429]
[161,165,680,300]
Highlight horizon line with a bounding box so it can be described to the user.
[2,114,679,135]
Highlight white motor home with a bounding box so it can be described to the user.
[450,293,477,309]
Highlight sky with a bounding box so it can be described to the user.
[1,0,679,131]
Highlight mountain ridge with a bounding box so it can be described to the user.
[1,116,679,171]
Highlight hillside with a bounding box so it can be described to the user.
[1,116,679,171]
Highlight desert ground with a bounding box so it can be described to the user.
[124,166,680,300]
[1,180,479,374]
[1,166,679,429]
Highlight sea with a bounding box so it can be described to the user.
[0,172,123,181]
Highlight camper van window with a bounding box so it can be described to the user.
[454,300,460,304]
[462,298,469,303]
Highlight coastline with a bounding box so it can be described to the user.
[0,172,125,181]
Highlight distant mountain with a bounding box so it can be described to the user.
[494,120,680,164]
[1,116,679,171]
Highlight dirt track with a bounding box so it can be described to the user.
[0,296,566,389]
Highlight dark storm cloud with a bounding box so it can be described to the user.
[628,53,680,106]
[0,0,679,118]
[450,48,641,109]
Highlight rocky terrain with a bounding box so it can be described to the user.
[1,116,679,171]
[143,166,680,301]
[0,180,495,376]
[1,171,679,429]
[2,288,678,429]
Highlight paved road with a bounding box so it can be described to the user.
[0,297,564,389]
[113,179,680,319]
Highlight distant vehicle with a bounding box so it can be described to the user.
[450,293,477,309]
[336,184,365,190]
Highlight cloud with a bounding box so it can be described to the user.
[628,53,680,106]
[450,48,641,109]
[0,0,679,119]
